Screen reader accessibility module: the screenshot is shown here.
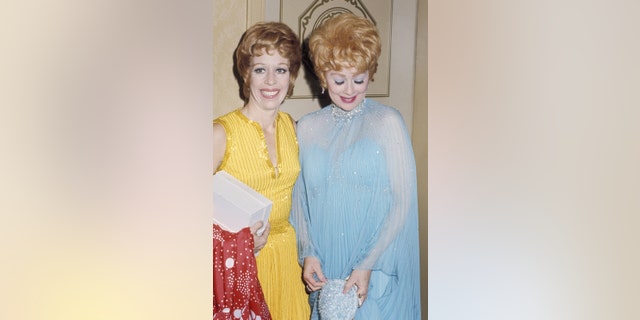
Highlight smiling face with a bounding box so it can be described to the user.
[247,50,291,111]
[325,67,370,111]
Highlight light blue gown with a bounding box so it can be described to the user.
[291,99,422,319]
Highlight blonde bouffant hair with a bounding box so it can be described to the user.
[308,13,381,89]
[235,22,302,101]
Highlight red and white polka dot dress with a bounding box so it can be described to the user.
[213,224,271,320]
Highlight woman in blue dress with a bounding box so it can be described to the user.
[291,13,422,319]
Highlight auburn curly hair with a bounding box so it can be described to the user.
[308,13,381,89]
[235,22,302,100]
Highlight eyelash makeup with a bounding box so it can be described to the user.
[333,79,365,85]
[252,66,289,74]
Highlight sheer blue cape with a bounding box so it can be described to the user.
[291,99,421,319]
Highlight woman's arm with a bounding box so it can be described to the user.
[213,122,226,172]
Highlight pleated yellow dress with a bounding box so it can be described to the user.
[214,109,310,320]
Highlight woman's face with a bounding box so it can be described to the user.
[325,68,369,111]
[248,50,291,111]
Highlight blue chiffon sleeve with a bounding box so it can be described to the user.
[354,108,418,271]
[290,168,318,266]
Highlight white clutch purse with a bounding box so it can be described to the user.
[318,279,359,320]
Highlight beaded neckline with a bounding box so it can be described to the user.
[331,99,365,122]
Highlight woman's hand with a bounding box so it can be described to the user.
[250,221,270,254]
[302,256,327,292]
[344,269,372,306]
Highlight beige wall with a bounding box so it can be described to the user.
[213,0,248,116]
[413,0,429,317]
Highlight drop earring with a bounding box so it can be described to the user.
[321,87,325,94]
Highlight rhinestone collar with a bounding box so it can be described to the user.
[331,99,365,122]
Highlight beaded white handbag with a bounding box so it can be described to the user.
[317,279,359,320]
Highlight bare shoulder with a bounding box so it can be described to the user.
[213,122,227,143]
[213,122,227,171]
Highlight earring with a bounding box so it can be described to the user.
[321,87,325,94]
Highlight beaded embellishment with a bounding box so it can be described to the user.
[331,99,365,122]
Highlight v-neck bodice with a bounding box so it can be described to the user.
[214,109,300,224]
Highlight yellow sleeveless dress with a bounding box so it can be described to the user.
[214,109,310,320]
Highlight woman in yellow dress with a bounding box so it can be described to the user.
[213,21,309,319]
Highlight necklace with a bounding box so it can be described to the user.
[330,99,365,122]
